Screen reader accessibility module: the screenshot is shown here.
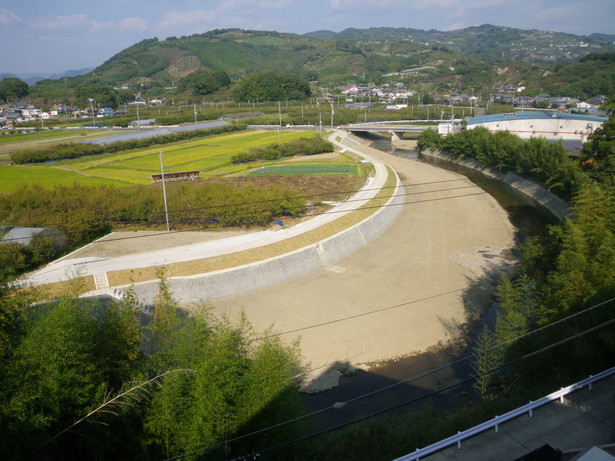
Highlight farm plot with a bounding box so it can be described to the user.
[249,163,360,176]
[0,130,322,191]
[0,165,131,191]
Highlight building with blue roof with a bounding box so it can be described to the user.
[467,112,607,148]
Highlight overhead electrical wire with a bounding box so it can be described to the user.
[0,177,471,235]
[244,318,615,461]
[0,179,483,253]
[162,297,615,460]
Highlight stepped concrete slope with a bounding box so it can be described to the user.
[421,149,571,220]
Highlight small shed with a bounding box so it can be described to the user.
[0,225,65,249]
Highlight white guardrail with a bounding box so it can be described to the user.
[393,367,615,461]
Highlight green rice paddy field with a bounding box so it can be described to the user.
[0,129,359,193]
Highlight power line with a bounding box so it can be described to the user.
[0,180,482,254]
[0,177,471,234]
[224,317,615,461]
[162,297,615,460]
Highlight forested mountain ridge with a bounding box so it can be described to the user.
[28,27,615,102]
[305,24,615,63]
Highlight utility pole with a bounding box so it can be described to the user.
[277,101,282,143]
[159,151,170,232]
[194,104,197,123]
[89,98,95,128]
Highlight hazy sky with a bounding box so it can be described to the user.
[1,0,614,75]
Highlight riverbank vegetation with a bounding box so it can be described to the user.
[417,126,586,200]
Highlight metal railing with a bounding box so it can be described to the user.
[393,367,615,461]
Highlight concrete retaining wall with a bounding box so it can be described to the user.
[420,149,571,221]
[106,176,404,306]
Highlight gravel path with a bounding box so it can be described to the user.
[63,229,255,259]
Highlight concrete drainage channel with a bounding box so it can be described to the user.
[86,131,405,306]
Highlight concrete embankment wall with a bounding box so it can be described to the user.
[420,149,571,221]
[118,177,404,306]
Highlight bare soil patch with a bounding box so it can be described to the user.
[207,175,365,202]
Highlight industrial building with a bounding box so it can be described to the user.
[467,112,607,148]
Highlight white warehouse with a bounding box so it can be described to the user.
[467,112,607,146]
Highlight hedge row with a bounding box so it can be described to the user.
[231,136,334,164]
[418,127,586,200]
[10,124,246,164]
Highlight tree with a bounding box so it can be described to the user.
[471,326,502,399]
[581,99,615,182]
[416,128,442,150]
[144,275,302,459]
[0,296,143,459]
[145,313,302,458]
[74,84,121,108]
[232,72,311,102]
[178,70,230,96]
[0,78,29,102]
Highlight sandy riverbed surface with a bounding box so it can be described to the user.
[205,143,517,391]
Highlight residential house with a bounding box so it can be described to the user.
[344,102,372,109]
[576,101,593,111]
[549,97,580,109]
[586,95,608,107]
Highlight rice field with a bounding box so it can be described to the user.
[0,129,360,193]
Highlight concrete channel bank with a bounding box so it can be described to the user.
[94,131,405,305]
[420,149,571,221]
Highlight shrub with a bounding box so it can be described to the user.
[231,136,334,164]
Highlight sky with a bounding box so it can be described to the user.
[1,0,614,75]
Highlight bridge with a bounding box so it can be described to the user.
[338,121,454,140]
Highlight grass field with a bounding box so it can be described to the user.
[0,129,114,155]
[249,164,359,176]
[0,129,358,193]
[0,165,132,190]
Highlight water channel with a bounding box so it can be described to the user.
[300,134,556,430]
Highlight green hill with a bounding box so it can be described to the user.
[29,27,615,104]
[37,28,500,92]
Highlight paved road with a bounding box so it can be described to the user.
[421,374,615,461]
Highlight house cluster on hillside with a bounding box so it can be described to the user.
[318,84,415,109]
[491,93,608,112]
[0,103,131,127]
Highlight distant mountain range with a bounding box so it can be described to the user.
[0,68,93,85]
[305,24,615,62]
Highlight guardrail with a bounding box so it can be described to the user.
[393,367,615,461]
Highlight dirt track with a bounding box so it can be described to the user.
[209,144,516,390]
